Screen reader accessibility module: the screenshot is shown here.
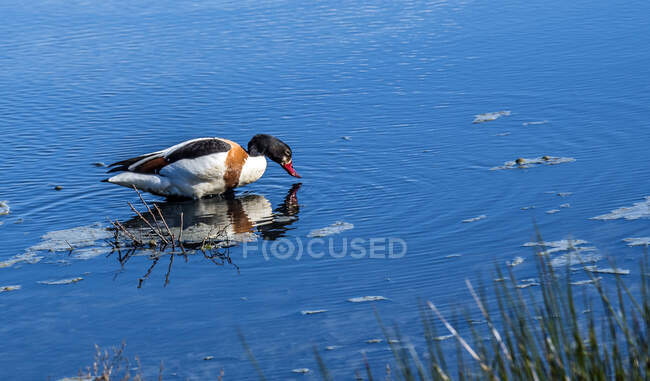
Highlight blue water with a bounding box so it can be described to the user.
[1,0,650,379]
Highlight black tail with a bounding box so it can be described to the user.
[107,166,128,173]
[107,153,157,173]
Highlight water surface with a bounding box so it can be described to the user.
[1,0,650,379]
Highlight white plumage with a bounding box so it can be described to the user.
[105,134,299,199]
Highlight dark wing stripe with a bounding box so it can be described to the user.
[132,157,169,174]
[165,139,231,163]
[108,153,158,168]
[107,165,128,173]
[107,152,161,173]
[106,138,233,174]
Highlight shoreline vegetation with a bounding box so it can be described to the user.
[67,236,649,381]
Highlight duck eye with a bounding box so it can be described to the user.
[285,150,291,157]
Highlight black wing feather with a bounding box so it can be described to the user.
[166,139,231,162]
[106,138,232,174]
[107,153,159,172]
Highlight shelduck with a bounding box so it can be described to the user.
[103,134,300,199]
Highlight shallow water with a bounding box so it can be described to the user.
[1,0,650,379]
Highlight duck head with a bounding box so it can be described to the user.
[247,134,301,178]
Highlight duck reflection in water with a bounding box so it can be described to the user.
[111,183,301,286]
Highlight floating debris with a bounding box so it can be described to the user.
[38,277,84,285]
[560,203,571,208]
[433,334,454,341]
[71,247,111,260]
[584,266,630,275]
[516,280,540,289]
[341,136,351,141]
[92,162,106,167]
[54,185,63,191]
[521,206,535,210]
[366,339,383,344]
[623,237,650,247]
[204,356,215,361]
[348,296,388,303]
[301,309,327,315]
[28,224,112,253]
[462,214,486,223]
[522,120,549,126]
[550,252,602,267]
[325,346,340,351]
[571,277,602,286]
[523,239,593,254]
[308,221,354,237]
[0,201,9,215]
[592,196,650,221]
[557,192,572,197]
[507,256,524,267]
[546,209,560,214]
[291,368,310,374]
[0,285,21,293]
[0,252,44,268]
[472,110,511,124]
[491,156,575,170]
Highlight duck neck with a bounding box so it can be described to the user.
[247,146,265,157]
[247,136,267,157]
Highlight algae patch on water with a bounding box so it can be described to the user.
[0,223,112,268]
[0,200,9,215]
[523,239,593,254]
[0,285,21,293]
[38,277,84,285]
[550,252,602,267]
[623,237,650,246]
[308,221,354,237]
[301,309,327,315]
[523,239,601,267]
[591,196,650,220]
[472,110,511,124]
[522,120,549,126]
[2,224,113,269]
[571,277,602,286]
[348,296,388,303]
[491,156,576,170]
[462,214,486,223]
[0,252,43,268]
[516,280,540,289]
[433,334,454,341]
[507,256,524,267]
[28,223,112,252]
[584,266,630,275]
